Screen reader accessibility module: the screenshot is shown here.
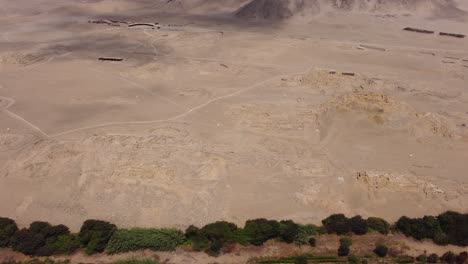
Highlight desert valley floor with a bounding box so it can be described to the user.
[0,0,468,231]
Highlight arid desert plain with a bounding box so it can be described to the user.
[1,0,468,232]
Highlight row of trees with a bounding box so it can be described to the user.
[396,211,468,246]
[0,218,115,256]
[0,211,466,257]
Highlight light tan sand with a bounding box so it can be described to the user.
[0,0,467,236]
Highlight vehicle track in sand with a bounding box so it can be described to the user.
[0,95,49,138]
[3,25,467,139]
[50,65,313,138]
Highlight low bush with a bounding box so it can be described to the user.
[294,255,308,264]
[367,217,390,235]
[416,254,427,262]
[308,237,316,247]
[106,228,185,254]
[394,256,415,263]
[45,234,80,255]
[456,252,467,264]
[440,251,456,264]
[0,217,18,247]
[348,255,359,264]
[374,244,388,257]
[79,220,116,255]
[427,253,439,263]
[184,225,199,240]
[113,259,159,264]
[337,245,350,256]
[339,237,352,247]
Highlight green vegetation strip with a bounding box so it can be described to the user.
[113,259,159,264]
[106,228,186,254]
[0,211,466,257]
[257,255,346,264]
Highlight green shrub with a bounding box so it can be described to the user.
[308,237,316,247]
[394,256,415,263]
[350,216,368,235]
[337,245,350,256]
[113,258,159,264]
[374,244,388,257]
[0,217,18,247]
[322,214,350,235]
[243,219,280,246]
[279,220,300,244]
[106,228,185,254]
[295,255,308,264]
[440,251,456,264]
[185,225,199,240]
[79,220,116,255]
[339,237,352,247]
[295,224,320,245]
[190,221,241,255]
[348,255,359,264]
[46,234,80,255]
[367,217,390,235]
[361,260,369,264]
[416,254,427,262]
[427,254,439,263]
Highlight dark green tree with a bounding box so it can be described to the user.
[185,225,200,240]
[337,245,350,256]
[308,237,316,247]
[243,219,280,246]
[437,212,468,246]
[0,217,18,247]
[279,220,300,244]
[427,253,439,263]
[322,214,350,235]
[373,244,388,257]
[79,220,116,255]
[350,216,368,235]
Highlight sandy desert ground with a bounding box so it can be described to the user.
[0,0,467,231]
